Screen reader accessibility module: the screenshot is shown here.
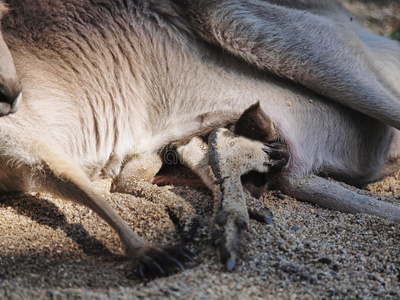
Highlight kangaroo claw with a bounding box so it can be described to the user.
[130,245,195,282]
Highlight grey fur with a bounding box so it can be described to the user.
[178,0,400,129]
[1,0,400,274]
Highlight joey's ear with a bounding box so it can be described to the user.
[234,102,277,142]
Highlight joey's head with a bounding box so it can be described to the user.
[234,102,289,198]
[0,2,22,116]
[234,102,279,142]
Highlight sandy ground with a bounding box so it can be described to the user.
[2,1,400,299]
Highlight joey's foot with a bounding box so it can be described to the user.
[211,211,248,271]
[210,201,272,271]
[262,142,289,174]
[241,141,288,199]
[128,245,195,282]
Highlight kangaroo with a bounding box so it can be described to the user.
[0,3,21,115]
[3,0,400,279]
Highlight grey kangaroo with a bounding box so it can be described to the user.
[2,0,400,279]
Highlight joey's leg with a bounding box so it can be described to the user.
[280,175,400,223]
[176,137,281,224]
[208,128,285,270]
[23,143,194,281]
[174,101,288,197]
[176,129,287,270]
[175,134,277,224]
[111,152,199,241]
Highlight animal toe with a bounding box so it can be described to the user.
[262,142,289,172]
[129,245,195,282]
[211,213,246,271]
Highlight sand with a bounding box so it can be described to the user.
[1,1,400,299]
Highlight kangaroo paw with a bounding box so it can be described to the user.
[129,245,195,282]
[262,142,289,173]
[211,211,247,271]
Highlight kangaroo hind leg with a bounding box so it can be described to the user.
[6,140,194,281]
[280,175,400,224]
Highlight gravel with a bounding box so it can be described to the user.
[1,173,400,299]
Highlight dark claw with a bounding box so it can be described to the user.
[262,146,285,160]
[263,159,288,172]
[264,143,279,149]
[262,142,289,170]
[152,261,166,275]
[164,246,196,258]
[167,246,196,263]
[262,147,272,154]
[227,259,236,271]
[138,265,148,283]
[270,159,288,171]
[170,257,185,271]
[182,253,195,263]
[270,152,281,160]
[270,150,287,160]
[183,247,197,257]
[163,246,196,270]
[132,245,195,282]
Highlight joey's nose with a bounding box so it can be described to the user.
[0,80,23,115]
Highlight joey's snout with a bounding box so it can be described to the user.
[0,80,22,115]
